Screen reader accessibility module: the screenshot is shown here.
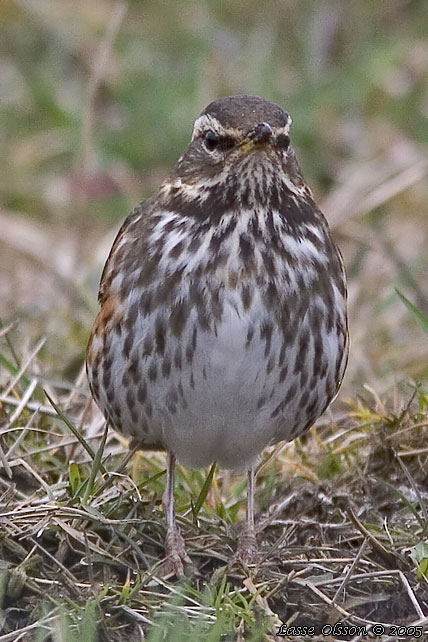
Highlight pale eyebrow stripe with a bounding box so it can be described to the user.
[191,112,293,140]
[191,115,222,140]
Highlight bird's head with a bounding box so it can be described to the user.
[162,94,309,214]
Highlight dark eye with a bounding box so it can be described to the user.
[203,130,220,151]
[276,134,290,150]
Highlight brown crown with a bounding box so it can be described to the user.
[200,94,290,131]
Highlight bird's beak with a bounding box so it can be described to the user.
[237,122,274,155]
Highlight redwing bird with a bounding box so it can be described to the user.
[86,94,348,575]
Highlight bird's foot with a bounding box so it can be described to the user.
[164,525,192,578]
[235,526,260,566]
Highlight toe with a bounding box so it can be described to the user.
[165,525,192,577]
[236,527,260,566]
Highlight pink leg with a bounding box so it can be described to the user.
[162,452,191,576]
[236,466,259,564]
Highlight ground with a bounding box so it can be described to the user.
[1,363,428,640]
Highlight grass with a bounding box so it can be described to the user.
[1,0,428,639]
[1,329,428,639]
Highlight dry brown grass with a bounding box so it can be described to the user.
[1,334,428,639]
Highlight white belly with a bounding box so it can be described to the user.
[91,287,346,470]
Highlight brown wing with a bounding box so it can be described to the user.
[98,198,153,305]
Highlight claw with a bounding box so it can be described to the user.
[236,525,260,566]
[164,525,191,577]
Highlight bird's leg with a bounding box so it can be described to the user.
[236,466,259,564]
[162,452,191,576]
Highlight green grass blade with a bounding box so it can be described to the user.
[192,463,216,521]
[0,353,31,389]
[382,479,426,531]
[69,462,81,497]
[395,288,428,336]
[82,422,109,504]
[44,390,107,475]
[0,318,21,368]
